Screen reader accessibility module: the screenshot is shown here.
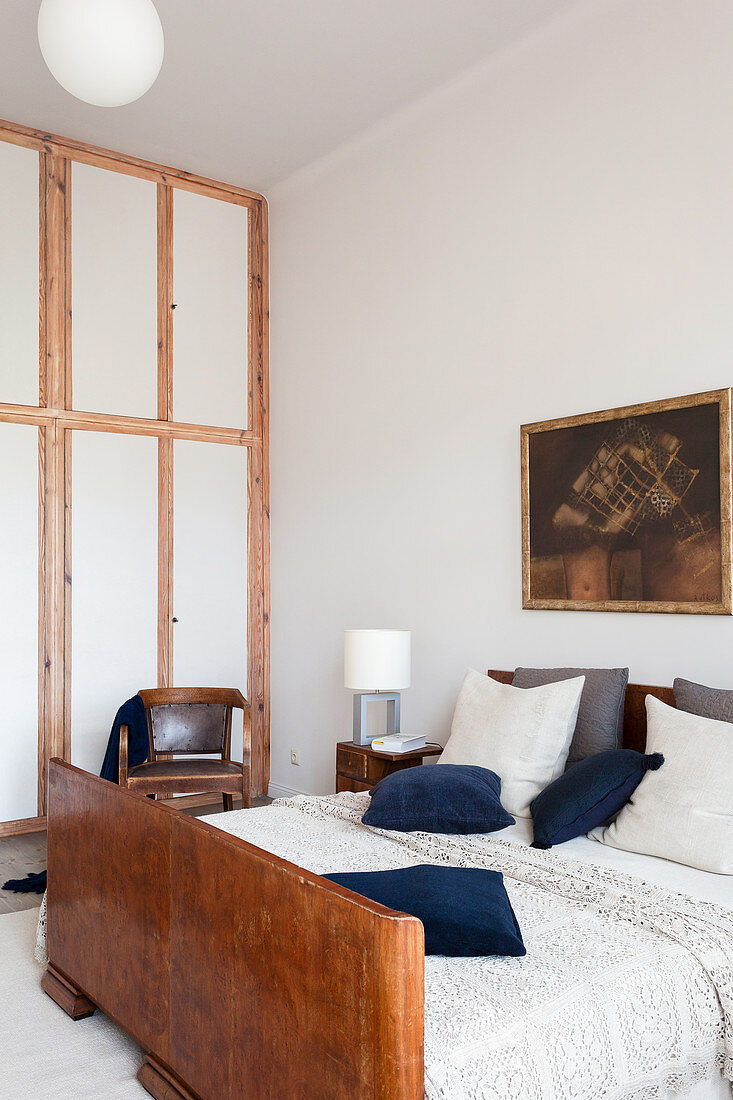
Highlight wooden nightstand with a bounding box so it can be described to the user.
[336,740,443,793]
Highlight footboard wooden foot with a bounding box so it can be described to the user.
[41,963,96,1020]
[137,1057,200,1100]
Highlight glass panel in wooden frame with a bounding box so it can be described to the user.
[71,431,158,774]
[0,423,39,820]
[72,162,158,418]
[0,142,39,407]
[172,439,247,766]
[172,189,248,429]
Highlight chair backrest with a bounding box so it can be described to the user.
[137,688,247,760]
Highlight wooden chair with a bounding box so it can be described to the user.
[119,687,251,811]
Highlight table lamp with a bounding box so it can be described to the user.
[344,629,411,746]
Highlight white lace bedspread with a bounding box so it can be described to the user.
[35,791,733,1100]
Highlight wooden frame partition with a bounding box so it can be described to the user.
[0,119,270,836]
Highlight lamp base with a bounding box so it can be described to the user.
[352,692,401,746]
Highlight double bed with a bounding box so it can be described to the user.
[37,678,733,1100]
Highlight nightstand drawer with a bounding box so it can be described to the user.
[336,774,372,793]
[335,740,442,797]
[336,745,369,781]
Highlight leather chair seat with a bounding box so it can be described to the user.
[130,759,243,780]
[127,757,245,796]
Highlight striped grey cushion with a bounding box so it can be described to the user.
[673,677,733,724]
[512,667,629,766]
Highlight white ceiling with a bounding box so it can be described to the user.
[0,0,584,192]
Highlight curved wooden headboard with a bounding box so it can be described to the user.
[487,670,675,753]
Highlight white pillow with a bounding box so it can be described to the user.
[590,695,733,874]
[440,669,584,818]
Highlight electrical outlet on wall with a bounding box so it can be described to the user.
[290,750,300,766]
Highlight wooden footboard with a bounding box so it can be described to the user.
[43,760,424,1100]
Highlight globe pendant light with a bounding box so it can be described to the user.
[38,0,164,108]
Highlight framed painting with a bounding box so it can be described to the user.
[521,389,732,614]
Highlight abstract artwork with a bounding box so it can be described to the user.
[521,390,732,613]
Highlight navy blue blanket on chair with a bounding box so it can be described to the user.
[2,694,148,894]
[98,694,148,782]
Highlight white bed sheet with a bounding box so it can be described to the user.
[499,817,732,1099]
[501,817,733,911]
[202,792,732,1100]
[683,1080,731,1100]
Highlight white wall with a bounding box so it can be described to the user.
[0,143,39,820]
[0,141,38,406]
[173,440,247,765]
[72,163,158,419]
[173,192,248,428]
[0,424,38,820]
[72,432,158,775]
[267,0,733,796]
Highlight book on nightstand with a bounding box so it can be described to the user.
[371,734,426,753]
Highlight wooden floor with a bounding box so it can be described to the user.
[0,830,47,914]
[0,794,271,914]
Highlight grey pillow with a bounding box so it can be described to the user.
[673,677,733,723]
[512,667,629,766]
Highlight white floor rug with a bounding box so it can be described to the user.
[0,909,145,1098]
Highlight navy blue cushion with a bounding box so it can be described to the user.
[361,764,515,834]
[324,864,526,957]
[530,749,664,849]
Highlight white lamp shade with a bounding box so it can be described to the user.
[344,630,411,691]
[38,0,164,108]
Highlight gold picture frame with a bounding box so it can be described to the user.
[521,389,732,614]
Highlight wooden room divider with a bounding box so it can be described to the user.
[0,118,270,837]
